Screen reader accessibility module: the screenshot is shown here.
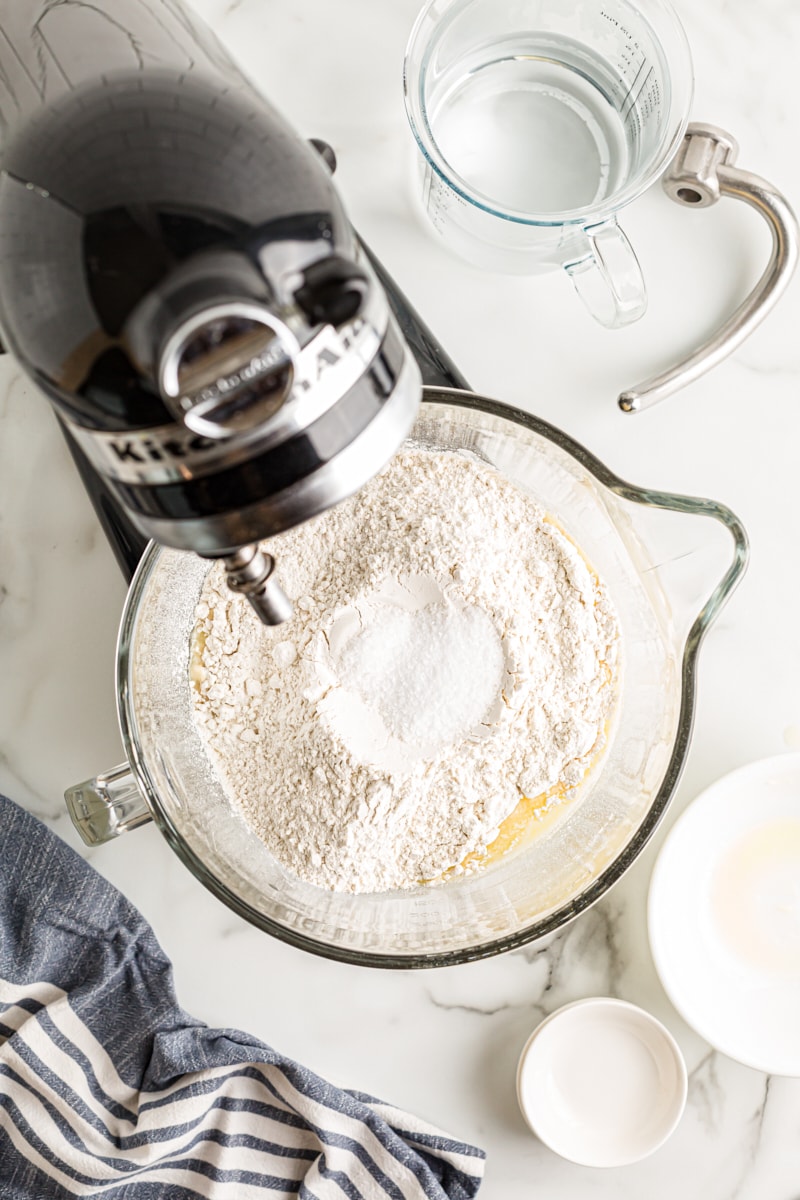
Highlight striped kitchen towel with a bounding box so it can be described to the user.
[0,795,485,1199]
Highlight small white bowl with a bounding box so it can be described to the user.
[516,998,687,1167]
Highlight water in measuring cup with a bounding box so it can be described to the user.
[431,42,636,215]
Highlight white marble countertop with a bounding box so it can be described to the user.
[2,0,800,1195]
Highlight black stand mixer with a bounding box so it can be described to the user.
[0,0,466,612]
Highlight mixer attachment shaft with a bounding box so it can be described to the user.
[223,546,293,626]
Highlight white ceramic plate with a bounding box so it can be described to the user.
[648,753,800,1076]
[516,998,687,1168]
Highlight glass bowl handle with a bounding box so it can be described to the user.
[617,481,749,649]
[619,123,798,412]
[65,763,152,846]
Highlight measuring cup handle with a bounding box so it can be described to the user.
[565,219,648,329]
[65,763,152,846]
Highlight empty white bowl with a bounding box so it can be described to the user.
[516,997,687,1167]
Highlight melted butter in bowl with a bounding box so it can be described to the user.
[648,754,800,1075]
[712,818,800,976]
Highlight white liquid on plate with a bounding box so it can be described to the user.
[712,818,800,976]
[431,55,630,214]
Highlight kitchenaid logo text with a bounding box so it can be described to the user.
[110,431,215,464]
[105,318,371,466]
[189,340,289,410]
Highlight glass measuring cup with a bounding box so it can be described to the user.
[403,0,693,327]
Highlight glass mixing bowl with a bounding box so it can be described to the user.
[66,390,747,967]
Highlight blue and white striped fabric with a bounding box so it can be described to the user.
[0,796,485,1199]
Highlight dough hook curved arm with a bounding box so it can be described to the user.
[619,124,799,413]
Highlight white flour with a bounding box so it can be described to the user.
[191,446,619,893]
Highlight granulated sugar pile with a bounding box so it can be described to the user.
[191,446,619,893]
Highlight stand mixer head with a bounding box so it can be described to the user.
[0,0,421,624]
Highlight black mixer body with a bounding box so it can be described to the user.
[0,0,421,620]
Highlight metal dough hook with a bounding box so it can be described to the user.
[619,123,799,413]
